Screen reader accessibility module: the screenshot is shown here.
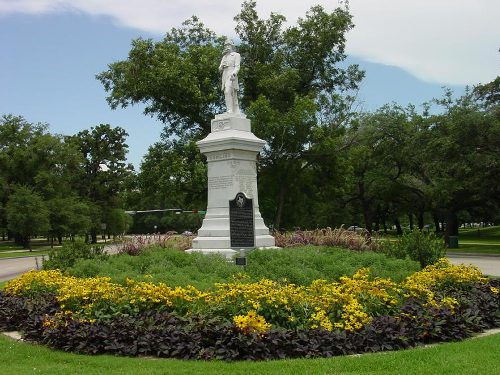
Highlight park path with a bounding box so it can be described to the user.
[0,256,40,282]
[447,253,500,277]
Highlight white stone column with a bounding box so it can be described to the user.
[187,113,276,258]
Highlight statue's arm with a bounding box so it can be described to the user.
[232,53,241,77]
[218,56,225,72]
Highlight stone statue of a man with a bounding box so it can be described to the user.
[219,38,241,114]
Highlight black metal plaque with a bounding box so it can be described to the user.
[229,192,255,247]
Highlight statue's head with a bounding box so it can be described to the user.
[223,38,234,54]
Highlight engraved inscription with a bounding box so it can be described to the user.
[236,175,255,197]
[212,119,230,132]
[208,176,233,189]
[230,193,255,248]
[207,152,231,161]
[236,168,254,175]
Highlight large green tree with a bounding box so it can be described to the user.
[71,124,133,243]
[414,90,500,241]
[0,115,86,243]
[6,187,50,249]
[98,1,363,229]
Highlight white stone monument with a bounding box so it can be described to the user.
[187,38,275,258]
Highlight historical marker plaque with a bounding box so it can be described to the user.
[229,192,255,247]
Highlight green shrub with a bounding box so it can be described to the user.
[383,230,446,268]
[68,247,240,290]
[43,241,107,271]
[245,247,419,284]
[67,246,420,287]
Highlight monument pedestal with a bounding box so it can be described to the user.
[187,113,276,258]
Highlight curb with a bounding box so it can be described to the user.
[447,252,500,258]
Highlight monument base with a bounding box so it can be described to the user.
[189,113,276,259]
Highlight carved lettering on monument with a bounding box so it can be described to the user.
[208,175,233,189]
[207,152,231,161]
[236,168,254,175]
[230,160,241,169]
[236,175,255,196]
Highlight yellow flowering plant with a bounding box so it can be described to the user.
[3,258,495,334]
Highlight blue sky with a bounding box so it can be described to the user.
[1,1,498,168]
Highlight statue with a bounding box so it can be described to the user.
[219,38,241,114]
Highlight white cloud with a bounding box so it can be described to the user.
[347,0,499,85]
[1,0,498,85]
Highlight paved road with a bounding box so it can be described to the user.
[447,253,500,277]
[0,256,41,282]
[0,244,120,282]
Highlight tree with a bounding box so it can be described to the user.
[106,208,133,237]
[414,90,500,242]
[342,105,419,233]
[98,1,363,229]
[6,187,50,249]
[71,124,133,243]
[1,115,85,243]
[97,18,223,139]
[47,197,92,245]
[136,139,207,211]
[474,76,500,107]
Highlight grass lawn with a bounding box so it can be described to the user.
[377,226,500,255]
[0,250,49,259]
[459,226,500,242]
[0,239,53,253]
[0,331,498,375]
[450,226,500,254]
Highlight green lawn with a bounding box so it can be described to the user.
[377,226,500,255]
[459,226,500,242]
[451,226,500,254]
[0,250,49,259]
[0,331,498,375]
[0,239,53,253]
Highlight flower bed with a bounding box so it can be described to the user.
[1,259,498,360]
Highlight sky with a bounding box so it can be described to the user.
[1,0,498,169]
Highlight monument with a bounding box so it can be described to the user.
[187,38,276,258]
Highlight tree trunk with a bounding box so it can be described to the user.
[433,213,441,233]
[417,212,424,230]
[91,229,97,244]
[445,210,459,245]
[273,184,286,231]
[362,203,373,233]
[408,213,414,230]
[25,235,31,251]
[394,218,403,235]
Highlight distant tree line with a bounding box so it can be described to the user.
[2,2,498,244]
[0,117,133,248]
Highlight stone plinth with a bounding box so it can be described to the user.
[187,113,276,258]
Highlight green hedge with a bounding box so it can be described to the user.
[66,246,419,289]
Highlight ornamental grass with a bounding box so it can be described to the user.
[273,227,379,251]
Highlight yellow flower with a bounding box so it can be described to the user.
[232,311,271,334]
